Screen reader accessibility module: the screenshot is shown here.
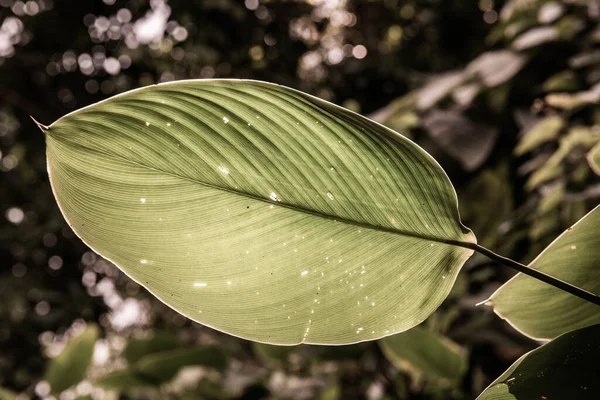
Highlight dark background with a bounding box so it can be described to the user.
[1,0,599,399]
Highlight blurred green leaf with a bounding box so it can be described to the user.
[451,83,481,107]
[556,15,584,40]
[379,326,468,384]
[536,181,564,215]
[459,167,513,251]
[44,324,99,395]
[368,92,419,134]
[477,324,600,399]
[526,126,600,190]
[587,142,600,176]
[252,342,296,366]
[318,385,341,400]
[178,380,235,400]
[123,332,179,365]
[528,211,560,243]
[542,70,579,92]
[135,346,227,383]
[569,50,600,69]
[95,369,152,390]
[514,115,564,156]
[314,342,369,361]
[490,206,600,339]
[96,344,227,390]
[43,79,476,345]
[545,86,600,110]
[0,387,16,400]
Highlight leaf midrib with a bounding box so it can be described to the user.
[48,132,475,251]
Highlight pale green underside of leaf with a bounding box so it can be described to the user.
[477,324,600,399]
[490,206,600,340]
[378,326,467,384]
[45,79,475,345]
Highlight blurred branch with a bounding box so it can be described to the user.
[565,184,600,201]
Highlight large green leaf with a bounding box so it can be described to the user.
[44,324,99,394]
[477,324,600,399]
[379,326,467,384]
[43,79,475,345]
[489,206,600,339]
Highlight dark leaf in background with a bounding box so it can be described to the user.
[477,324,600,399]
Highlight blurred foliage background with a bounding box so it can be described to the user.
[1,0,600,399]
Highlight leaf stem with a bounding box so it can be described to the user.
[472,244,600,307]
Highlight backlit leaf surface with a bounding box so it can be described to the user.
[44,79,475,344]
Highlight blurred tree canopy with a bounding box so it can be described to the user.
[1,0,599,399]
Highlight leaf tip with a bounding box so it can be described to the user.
[31,116,49,133]
[475,298,493,307]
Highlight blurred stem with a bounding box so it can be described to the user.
[472,244,600,307]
